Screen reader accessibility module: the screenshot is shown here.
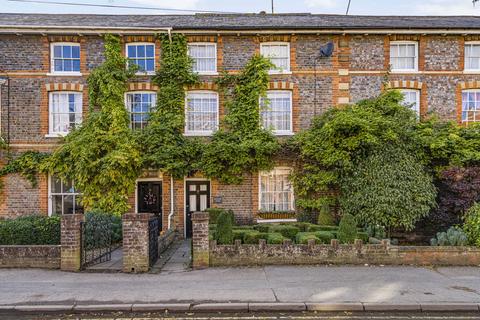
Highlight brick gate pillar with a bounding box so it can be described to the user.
[192,211,209,269]
[122,213,152,273]
[61,214,84,272]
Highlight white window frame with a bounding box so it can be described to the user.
[49,42,81,76]
[461,89,480,123]
[125,91,156,130]
[188,42,218,75]
[126,42,156,75]
[258,167,295,212]
[464,41,480,72]
[400,89,420,117]
[260,90,293,135]
[47,91,83,137]
[389,41,418,73]
[260,42,291,74]
[48,175,82,216]
[184,90,219,136]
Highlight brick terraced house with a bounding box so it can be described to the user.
[0,13,480,237]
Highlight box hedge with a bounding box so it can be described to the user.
[243,230,268,244]
[253,224,270,233]
[267,232,287,244]
[295,232,322,244]
[214,211,234,244]
[314,231,335,243]
[307,225,339,232]
[269,225,300,240]
[0,215,61,245]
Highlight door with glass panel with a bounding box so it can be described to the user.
[185,181,210,238]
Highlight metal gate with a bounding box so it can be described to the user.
[148,218,159,267]
[80,217,114,269]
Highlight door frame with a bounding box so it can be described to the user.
[135,178,162,214]
[184,178,211,238]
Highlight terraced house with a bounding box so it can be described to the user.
[0,13,479,237]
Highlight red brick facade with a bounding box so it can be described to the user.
[1,21,480,236]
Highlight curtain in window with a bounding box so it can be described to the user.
[462,90,480,123]
[260,168,294,212]
[185,92,218,134]
[50,92,82,134]
[260,91,292,133]
[189,44,216,73]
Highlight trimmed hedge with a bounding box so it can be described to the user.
[267,232,287,244]
[243,230,268,244]
[253,224,270,233]
[215,211,234,244]
[296,232,322,244]
[314,231,335,243]
[307,225,339,232]
[0,215,61,245]
[269,225,300,240]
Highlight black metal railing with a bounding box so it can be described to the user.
[81,218,113,269]
[148,218,159,267]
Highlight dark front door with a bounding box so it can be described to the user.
[185,181,210,238]
[138,181,162,230]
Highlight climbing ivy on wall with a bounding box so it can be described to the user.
[140,34,201,179]
[46,34,142,215]
[201,55,281,184]
[0,151,49,188]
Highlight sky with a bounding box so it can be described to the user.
[2,0,480,15]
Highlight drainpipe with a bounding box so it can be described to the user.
[167,175,174,229]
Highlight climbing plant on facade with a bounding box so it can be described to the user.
[140,34,201,178]
[201,55,281,184]
[46,34,142,215]
[291,90,420,214]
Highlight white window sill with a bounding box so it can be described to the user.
[135,71,156,76]
[184,132,214,137]
[195,71,219,76]
[257,218,297,224]
[390,69,419,74]
[273,131,294,136]
[464,70,480,74]
[268,70,292,75]
[47,72,82,77]
[45,133,67,138]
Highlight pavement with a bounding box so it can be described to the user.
[1,266,480,314]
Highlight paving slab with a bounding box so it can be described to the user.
[306,302,364,311]
[191,303,249,312]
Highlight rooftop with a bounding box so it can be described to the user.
[0,13,479,31]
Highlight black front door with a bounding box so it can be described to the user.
[138,181,162,230]
[185,181,210,238]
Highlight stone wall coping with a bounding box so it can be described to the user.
[122,213,154,221]
[192,212,209,221]
[0,244,61,248]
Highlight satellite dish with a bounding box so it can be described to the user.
[319,42,334,57]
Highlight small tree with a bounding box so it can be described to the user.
[337,213,357,244]
[339,145,437,231]
[463,202,480,247]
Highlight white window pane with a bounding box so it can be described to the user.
[259,168,294,212]
[261,91,292,133]
[189,44,216,72]
[462,90,480,123]
[185,92,218,133]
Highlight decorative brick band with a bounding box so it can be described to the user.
[259,35,291,42]
[124,35,155,43]
[187,82,218,91]
[48,35,81,42]
[187,35,217,42]
[459,81,480,90]
[268,81,295,90]
[384,80,423,90]
[389,35,420,41]
[45,83,84,92]
[128,82,159,92]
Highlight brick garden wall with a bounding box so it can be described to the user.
[209,240,480,267]
[0,245,60,268]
